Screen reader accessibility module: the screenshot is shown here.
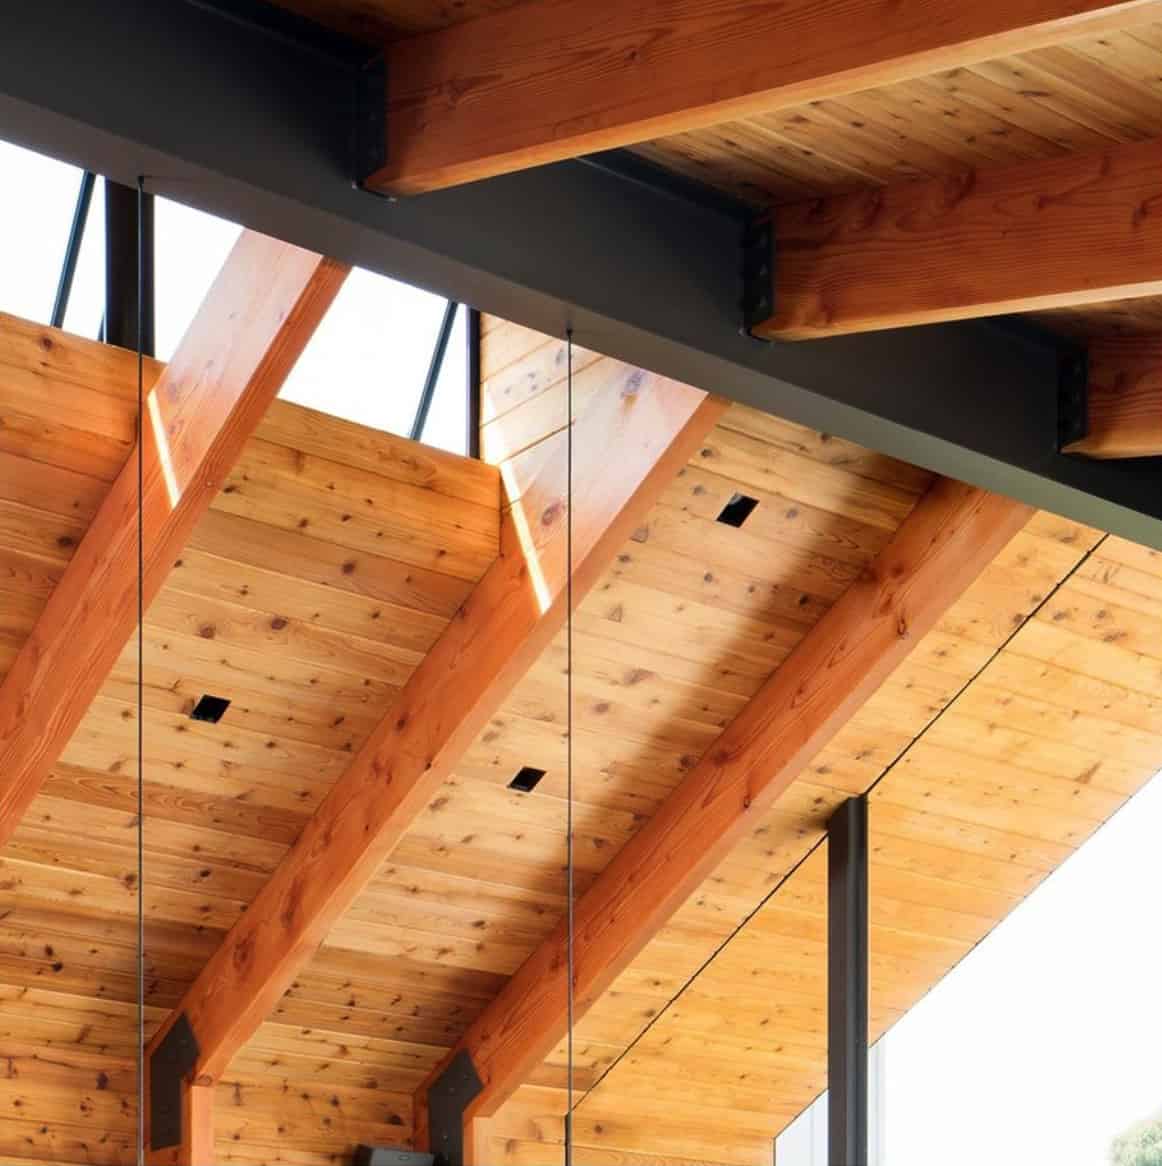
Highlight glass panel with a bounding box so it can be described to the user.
[874,771,1162,1165]
[279,266,447,435]
[0,139,86,323]
[154,196,242,359]
[62,176,105,339]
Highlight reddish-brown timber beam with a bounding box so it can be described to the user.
[146,363,726,1088]
[0,231,346,848]
[367,0,1162,195]
[432,476,1032,1126]
[760,135,1162,339]
[1065,335,1162,457]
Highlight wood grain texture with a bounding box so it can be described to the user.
[435,475,1031,1122]
[1065,334,1162,455]
[368,0,1162,193]
[0,310,497,1166]
[762,134,1162,336]
[0,234,346,847]
[146,363,724,1084]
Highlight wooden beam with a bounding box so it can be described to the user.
[368,0,1160,195]
[435,476,1032,1124]
[760,136,1162,339]
[1065,335,1162,457]
[146,364,726,1085]
[0,231,346,847]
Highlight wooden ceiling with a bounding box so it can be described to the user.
[274,0,1162,339]
[7,4,1162,1164]
[5,295,1158,1166]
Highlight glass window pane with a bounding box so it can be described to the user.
[279,267,447,436]
[0,139,85,324]
[62,176,105,340]
[154,196,243,359]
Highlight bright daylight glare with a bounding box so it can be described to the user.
[0,138,469,455]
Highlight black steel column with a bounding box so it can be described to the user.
[103,177,154,355]
[466,306,481,459]
[828,796,869,1166]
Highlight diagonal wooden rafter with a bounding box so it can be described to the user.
[144,360,727,1160]
[0,230,347,849]
[758,135,1162,339]
[427,475,1032,1133]
[366,0,1162,195]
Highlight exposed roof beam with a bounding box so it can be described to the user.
[369,0,1161,195]
[145,366,726,1088]
[0,231,346,847]
[1065,335,1162,458]
[432,476,1031,1126]
[760,136,1162,339]
[7,0,1162,547]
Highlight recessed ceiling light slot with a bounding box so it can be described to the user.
[509,766,547,793]
[190,694,231,724]
[716,492,759,528]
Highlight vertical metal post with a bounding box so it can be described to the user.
[51,170,95,328]
[103,177,154,354]
[828,795,869,1166]
[466,306,481,459]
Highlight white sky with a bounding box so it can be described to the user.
[0,138,467,453]
[5,136,1162,1166]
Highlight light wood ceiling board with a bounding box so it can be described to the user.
[0,308,503,1166]
[441,477,1029,1129]
[539,528,1162,1163]
[0,237,348,854]
[148,350,721,1115]
[291,340,933,1104]
[636,20,1162,205]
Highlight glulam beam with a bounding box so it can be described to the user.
[434,477,1031,1128]
[0,231,346,848]
[761,136,1162,338]
[145,363,726,1097]
[368,0,1158,194]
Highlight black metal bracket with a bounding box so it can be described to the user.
[353,1150,435,1166]
[148,1012,200,1151]
[355,52,387,188]
[1058,347,1090,450]
[741,213,775,339]
[427,1049,484,1166]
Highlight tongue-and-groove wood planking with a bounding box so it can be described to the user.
[0,314,498,1165]
[465,325,1162,1165]
[7,309,1162,1166]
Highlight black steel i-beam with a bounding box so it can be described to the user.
[828,796,869,1166]
[103,178,154,355]
[5,0,1162,547]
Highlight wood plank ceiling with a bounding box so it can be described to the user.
[2,310,1161,1165]
[7,5,1162,1165]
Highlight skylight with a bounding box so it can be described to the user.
[0,136,471,456]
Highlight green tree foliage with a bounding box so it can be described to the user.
[1111,1117,1162,1166]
